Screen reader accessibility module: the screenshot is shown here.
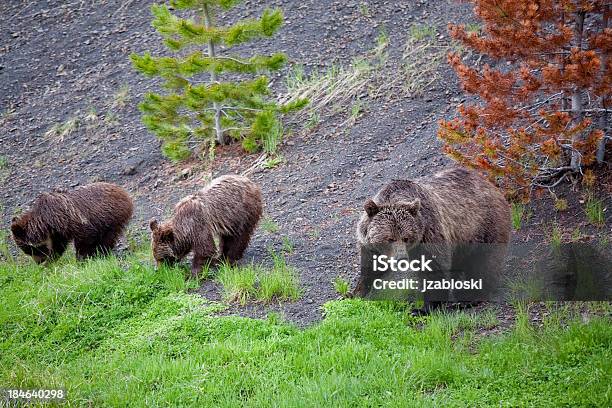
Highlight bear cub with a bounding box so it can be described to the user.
[353,167,511,311]
[149,174,263,277]
[11,182,134,263]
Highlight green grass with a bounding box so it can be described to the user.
[44,116,80,141]
[0,155,11,183]
[216,262,258,305]
[112,84,130,109]
[0,228,13,262]
[358,1,371,18]
[0,104,16,125]
[216,252,301,304]
[350,99,364,120]
[305,112,320,129]
[282,34,387,129]
[402,27,449,97]
[571,226,582,241]
[409,24,437,41]
[549,221,563,249]
[260,217,280,234]
[258,253,301,302]
[281,236,294,254]
[85,106,99,124]
[511,202,527,230]
[333,276,350,297]
[262,116,283,154]
[600,235,610,249]
[585,194,605,226]
[1,254,611,407]
[465,23,482,35]
[104,111,119,126]
[554,197,568,212]
[262,155,284,169]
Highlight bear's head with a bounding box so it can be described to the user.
[11,214,53,264]
[359,198,424,257]
[149,219,178,266]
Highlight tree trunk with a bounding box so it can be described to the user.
[570,92,583,170]
[570,11,585,171]
[202,3,225,145]
[596,112,607,163]
[596,4,610,164]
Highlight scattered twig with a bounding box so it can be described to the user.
[9,2,35,20]
[112,0,137,17]
[241,153,267,176]
[533,171,572,188]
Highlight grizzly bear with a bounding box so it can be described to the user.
[149,174,263,277]
[353,167,511,312]
[11,183,133,263]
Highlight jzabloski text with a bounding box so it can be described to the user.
[371,255,483,292]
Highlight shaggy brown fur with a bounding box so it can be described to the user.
[353,167,511,308]
[11,183,133,263]
[149,174,263,277]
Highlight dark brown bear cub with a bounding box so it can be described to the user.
[11,183,133,263]
[353,167,511,312]
[149,174,263,277]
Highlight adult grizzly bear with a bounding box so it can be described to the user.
[149,174,262,277]
[11,183,133,263]
[353,167,511,312]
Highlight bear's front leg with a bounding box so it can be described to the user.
[191,255,205,278]
[413,245,452,315]
[191,252,218,278]
[350,244,379,298]
[75,239,98,260]
[191,230,217,278]
[50,233,69,261]
[190,239,217,278]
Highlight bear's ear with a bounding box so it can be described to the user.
[364,199,380,217]
[149,219,159,231]
[398,198,421,215]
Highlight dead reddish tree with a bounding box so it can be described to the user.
[439,0,611,199]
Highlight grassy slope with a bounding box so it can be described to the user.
[0,253,610,407]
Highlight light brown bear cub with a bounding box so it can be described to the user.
[150,174,263,277]
[11,182,133,263]
[354,167,511,311]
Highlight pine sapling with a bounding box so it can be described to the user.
[131,0,307,161]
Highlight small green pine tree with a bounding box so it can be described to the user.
[131,0,307,161]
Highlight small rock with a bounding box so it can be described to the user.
[123,165,137,176]
[180,168,191,179]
